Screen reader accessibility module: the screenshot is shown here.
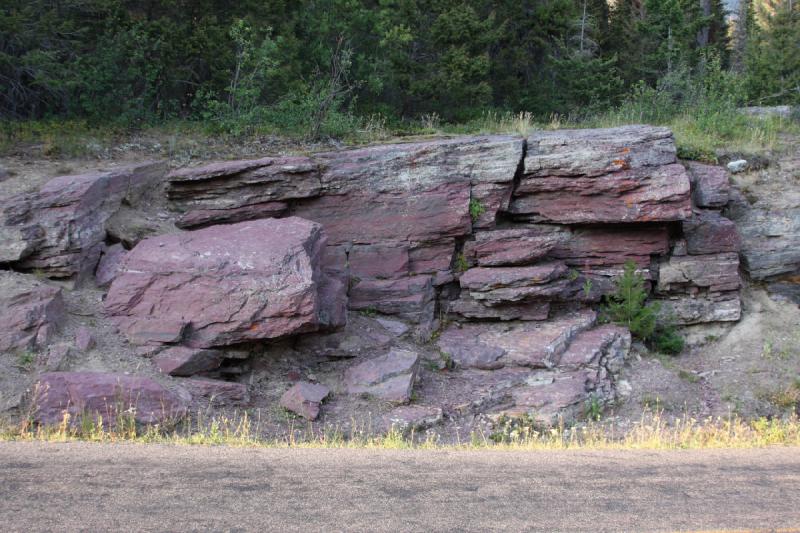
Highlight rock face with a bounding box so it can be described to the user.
[0,125,752,432]
[343,348,420,403]
[0,272,65,353]
[33,372,188,426]
[0,162,164,278]
[105,217,346,347]
[726,144,800,282]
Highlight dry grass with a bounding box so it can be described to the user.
[2,409,800,451]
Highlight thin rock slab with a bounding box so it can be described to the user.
[447,295,550,322]
[343,348,420,403]
[556,325,631,373]
[152,347,225,377]
[437,310,597,368]
[463,226,570,267]
[105,217,346,347]
[94,243,127,288]
[166,156,320,220]
[179,378,249,407]
[280,382,330,420]
[33,372,188,426]
[657,252,741,293]
[524,125,679,178]
[654,293,742,325]
[501,370,599,425]
[729,207,800,280]
[510,164,692,224]
[0,272,65,353]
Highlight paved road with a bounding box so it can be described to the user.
[1,442,799,532]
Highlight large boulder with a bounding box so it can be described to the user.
[0,272,65,353]
[105,217,346,347]
[510,126,692,224]
[0,162,164,278]
[33,372,188,426]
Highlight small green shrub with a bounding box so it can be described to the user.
[654,328,685,355]
[603,260,658,341]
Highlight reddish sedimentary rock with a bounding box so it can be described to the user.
[280,382,330,420]
[0,272,65,353]
[105,217,346,347]
[34,372,188,426]
[510,126,691,224]
[463,226,570,267]
[550,226,669,269]
[1,162,164,277]
[94,243,127,287]
[438,310,597,368]
[682,210,740,255]
[686,162,730,208]
[153,347,225,377]
[458,262,571,305]
[180,378,249,406]
[167,156,320,218]
[343,348,420,403]
[510,164,692,223]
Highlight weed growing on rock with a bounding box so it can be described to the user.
[454,253,469,273]
[468,198,485,223]
[15,351,35,371]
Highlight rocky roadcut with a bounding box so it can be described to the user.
[0,124,766,438]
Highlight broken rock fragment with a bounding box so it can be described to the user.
[280,382,331,420]
[343,348,420,403]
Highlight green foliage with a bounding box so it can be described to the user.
[654,328,685,355]
[0,0,794,134]
[585,394,603,421]
[603,260,659,341]
[603,261,685,354]
[454,253,469,274]
[745,0,800,105]
[468,198,485,223]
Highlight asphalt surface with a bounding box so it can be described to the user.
[1,442,799,532]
